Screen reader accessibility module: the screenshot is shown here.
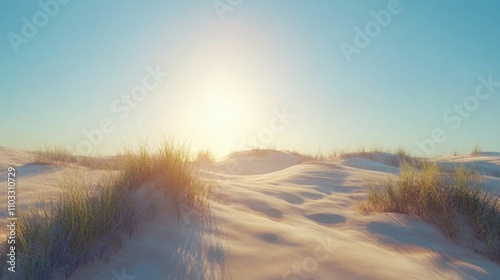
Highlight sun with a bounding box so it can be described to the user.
[205,95,236,133]
[171,40,270,155]
[181,87,247,155]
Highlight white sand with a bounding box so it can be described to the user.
[1,147,499,279]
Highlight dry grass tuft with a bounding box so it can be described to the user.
[472,144,482,156]
[361,162,500,262]
[8,174,134,279]
[30,146,119,170]
[1,140,213,279]
[195,149,215,164]
[30,146,77,164]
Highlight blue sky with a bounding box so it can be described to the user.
[1,0,499,157]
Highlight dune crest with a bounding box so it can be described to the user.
[208,149,303,175]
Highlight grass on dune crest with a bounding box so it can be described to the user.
[472,144,483,156]
[119,140,214,213]
[297,146,417,167]
[1,140,213,279]
[30,146,119,170]
[194,149,215,164]
[361,161,500,262]
[328,147,379,160]
[31,146,77,164]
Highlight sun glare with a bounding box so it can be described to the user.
[172,33,272,155]
[181,78,255,155]
[205,95,236,132]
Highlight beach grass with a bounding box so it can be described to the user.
[362,161,500,262]
[1,140,212,279]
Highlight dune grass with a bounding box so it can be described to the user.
[394,146,411,161]
[195,149,215,164]
[30,146,77,164]
[30,146,119,170]
[293,146,418,165]
[326,146,417,167]
[1,140,212,279]
[119,140,213,213]
[12,175,134,279]
[472,144,482,156]
[362,161,500,262]
[300,151,326,161]
[328,146,384,160]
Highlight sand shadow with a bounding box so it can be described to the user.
[0,163,59,182]
[306,213,346,225]
[165,209,229,280]
[366,217,500,278]
[18,163,59,177]
[243,199,283,219]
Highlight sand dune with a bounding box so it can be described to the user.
[206,149,303,176]
[1,147,499,279]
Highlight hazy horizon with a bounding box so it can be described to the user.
[1,1,500,157]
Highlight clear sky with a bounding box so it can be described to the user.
[1,0,499,157]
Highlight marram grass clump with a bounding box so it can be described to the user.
[30,146,119,170]
[361,161,500,262]
[1,140,213,279]
[119,140,213,213]
[31,146,77,164]
[195,149,215,164]
[11,174,134,279]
